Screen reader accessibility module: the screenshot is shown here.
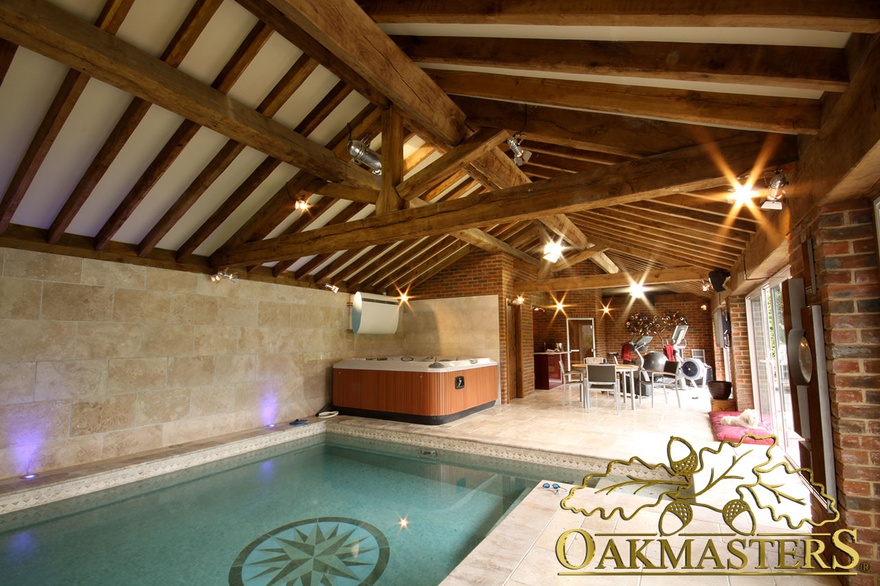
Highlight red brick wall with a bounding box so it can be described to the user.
[791,198,880,584]
[412,249,539,403]
[727,295,755,410]
[600,293,716,372]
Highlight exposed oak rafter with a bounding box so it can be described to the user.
[398,36,848,92]
[430,69,820,134]
[360,1,880,32]
[0,0,376,191]
[514,267,706,294]
[212,133,798,267]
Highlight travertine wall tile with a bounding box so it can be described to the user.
[146,267,199,293]
[113,289,170,323]
[140,324,193,356]
[0,362,35,405]
[162,412,240,446]
[102,424,163,459]
[258,300,291,327]
[218,297,258,326]
[193,325,239,355]
[0,278,41,319]
[35,360,107,401]
[0,320,76,361]
[29,435,105,473]
[257,353,294,380]
[0,400,71,449]
[81,259,145,289]
[215,354,255,383]
[3,249,81,282]
[41,283,113,321]
[107,358,167,393]
[168,355,215,388]
[71,395,136,436]
[171,294,218,325]
[75,322,142,359]
[189,384,236,417]
[135,388,190,426]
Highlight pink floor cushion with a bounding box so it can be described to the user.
[708,411,776,445]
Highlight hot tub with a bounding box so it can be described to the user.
[332,356,499,424]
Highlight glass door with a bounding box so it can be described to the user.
[566,318,595,369]
[746,275,800,463]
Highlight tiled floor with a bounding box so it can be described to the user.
[330,384,840,586]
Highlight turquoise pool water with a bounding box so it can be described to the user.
[0,433,578,585]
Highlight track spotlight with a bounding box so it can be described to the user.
[325,284,339,293]
[294,198,311,212]
[210,268,237,283]
[761,169,788,210]
[347,139,382,175]
[506,134,532,167]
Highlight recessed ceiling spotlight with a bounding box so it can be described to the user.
[542,241,563,263]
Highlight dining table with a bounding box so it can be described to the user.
[572,363,641,411]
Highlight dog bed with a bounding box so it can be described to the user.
[708,411,775,445]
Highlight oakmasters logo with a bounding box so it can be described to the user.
[554,435,862,578]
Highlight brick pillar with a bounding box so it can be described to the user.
[726,295,754,410]
[807,199,880,583]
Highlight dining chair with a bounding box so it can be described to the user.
[562,368,584,407]
[649,360,683,407]
[586,364,620,412]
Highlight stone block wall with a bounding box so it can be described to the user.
[0,247,405,480]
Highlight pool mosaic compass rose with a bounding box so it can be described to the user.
[230,517,390,585]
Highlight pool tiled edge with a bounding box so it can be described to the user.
[0,422,325,517]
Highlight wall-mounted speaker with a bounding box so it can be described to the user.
[708,269,730,292]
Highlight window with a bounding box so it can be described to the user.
[745,269,801,463]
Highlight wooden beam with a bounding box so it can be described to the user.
[549,246,609,274]
[0,0,133,234]
[431,69,819,134]
[401,36,848,93]
[361,1,880,33]
[316,183,379,205]
[45,0,223,243]
[455,96,743,158]
[0,0,376,189]
[264,0,467,146]
[577,211,741,264]
[0,39,16,84]
[591,235,721,271]
[396,127,508,200]
[537,214,618,273]
[212,132,798,267]
[513,267,706,294]
[730,36,880,294]
[376,106,405,213]
[176,157,281,260]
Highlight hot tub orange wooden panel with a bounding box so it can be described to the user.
[332,357,499,424]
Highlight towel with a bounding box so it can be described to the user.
[620,342,632,362]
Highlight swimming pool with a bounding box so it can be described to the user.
[0,432,581,585]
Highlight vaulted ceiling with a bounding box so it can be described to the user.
[1,1,878,298]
